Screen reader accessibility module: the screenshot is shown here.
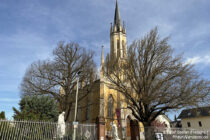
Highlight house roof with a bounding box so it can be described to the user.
[178,106,210,119]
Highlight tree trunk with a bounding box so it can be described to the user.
[143,122,156,140]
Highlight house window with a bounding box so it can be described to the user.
[187,122,191,127]
[107,95,114,118]
[198,121,202,127]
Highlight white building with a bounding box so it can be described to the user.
[178,106,210,129]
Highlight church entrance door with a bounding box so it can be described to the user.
[130,120,140,140]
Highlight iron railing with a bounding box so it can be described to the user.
[0,119,97,140]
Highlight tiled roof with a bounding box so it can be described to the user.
[178,106,210,119]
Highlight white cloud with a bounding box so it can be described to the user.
[185,57,201,65]
[185,56,210,65]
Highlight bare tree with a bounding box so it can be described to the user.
[104,28,210,139]
[21,42,96,121]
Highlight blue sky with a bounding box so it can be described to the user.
[0,0,210,120]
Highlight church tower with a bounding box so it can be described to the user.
[110,0,127,60]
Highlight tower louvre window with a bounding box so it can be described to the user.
[117,40,120,58]
[111,40,114,59]
[122,40,125,57]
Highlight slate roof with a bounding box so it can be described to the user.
[178,106,210,119]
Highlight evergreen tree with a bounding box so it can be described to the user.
[0,111,5,119]
[13,95,59,121]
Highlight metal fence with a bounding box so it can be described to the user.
[0,120,97,140]
[140,127,210,140]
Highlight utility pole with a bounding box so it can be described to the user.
[72,72,80,140]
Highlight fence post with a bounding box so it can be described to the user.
[96,116,105,140]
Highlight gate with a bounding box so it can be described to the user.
[76,124,97,140]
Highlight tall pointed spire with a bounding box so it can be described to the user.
[101,45,104,65]
[110,0,127,61]
[100,46,104,80]
[114,0,121,31]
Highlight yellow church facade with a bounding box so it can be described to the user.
[67,0,144,139]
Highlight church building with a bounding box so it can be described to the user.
[67,0,143,139]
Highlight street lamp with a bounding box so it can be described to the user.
[72,71,81,140]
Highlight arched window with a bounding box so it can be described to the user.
[107,95,114,118]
